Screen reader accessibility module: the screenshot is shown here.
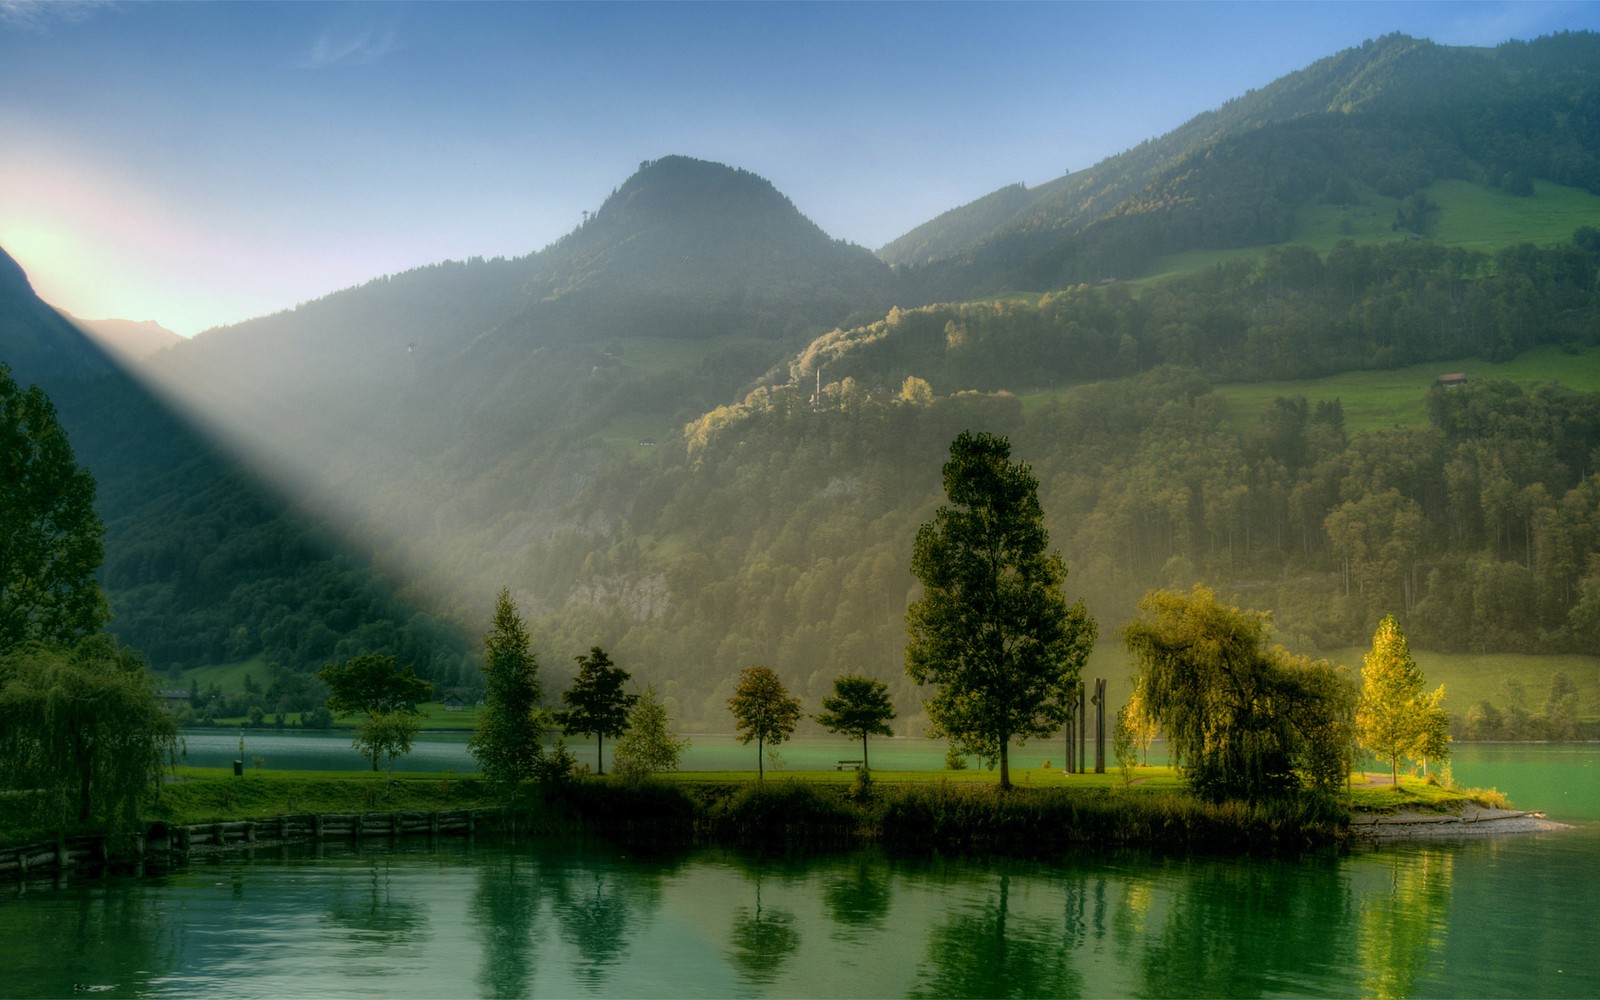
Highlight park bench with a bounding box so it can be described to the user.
[835,759,863,770]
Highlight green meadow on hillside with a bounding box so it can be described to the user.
[1318,647,1600,723]
[1213,344,1600,435]
[1143,177,1600,284]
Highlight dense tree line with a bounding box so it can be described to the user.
[808,237,1598,398]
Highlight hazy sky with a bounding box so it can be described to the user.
[4,1,1599,336]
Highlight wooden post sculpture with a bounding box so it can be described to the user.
[1081,681,1094,777]
[1093,677,1107,774]
[1064,683,1077,773]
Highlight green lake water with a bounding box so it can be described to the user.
[5,744,1597,998]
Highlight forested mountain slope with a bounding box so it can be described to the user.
[883,32,1600,299]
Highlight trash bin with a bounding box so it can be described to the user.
[233,759,243,776]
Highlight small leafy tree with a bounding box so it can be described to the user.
[1357,615,1449,785]
[728,665,802,780]
[558,646,637,775]
[1124,687,1160,766]
[318,653,432,780]
[815,674,896,770]
[1113,704,1138,786]
[613,685,690,782]
[470,589,545,794]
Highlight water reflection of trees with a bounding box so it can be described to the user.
[1136,853,1356,996]
[471,839,684,995]
[321,859,427,953]
[820,853,892,936]
[911,873,1083,999]
[1357,848,1454,999]
[2,872,181,994]
[725,858,803,987]
[471,853,543,999]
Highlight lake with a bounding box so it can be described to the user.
[4,744,1596,998]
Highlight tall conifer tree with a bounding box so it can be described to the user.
[470,589,545,792]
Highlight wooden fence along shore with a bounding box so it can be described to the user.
[0,808,497,878]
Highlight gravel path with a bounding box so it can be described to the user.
[1349,805,1569,840]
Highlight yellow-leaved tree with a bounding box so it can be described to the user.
[1356,615,1449,785]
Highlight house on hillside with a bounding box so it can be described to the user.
[1437,373,1468,388]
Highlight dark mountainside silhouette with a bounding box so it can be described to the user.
[0,247,111,383]
[0,255,474,684]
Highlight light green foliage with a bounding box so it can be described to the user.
[0,635,176,832]
[0,365,107,653]
[1124,687,1160,766]
[906,431,1096,789]
[815,674,896,770]
[318,652,432,774]
[355,711,422,786]
[470,589,546,791]
[1113,704,1137,786]
[1123,585,1357,802]
[534,737,578,785]
[612,685,689,782]
[558,646,637,775]
[1357,615,1450,784]
[727,665,802,780]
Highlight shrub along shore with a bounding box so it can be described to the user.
[0,766,1514,866]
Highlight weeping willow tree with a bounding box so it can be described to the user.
[0,635,176,836]
[1123,585,1355,802]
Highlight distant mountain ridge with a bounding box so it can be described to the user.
[63,314,183,363]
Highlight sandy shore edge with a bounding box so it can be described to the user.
[1349,805,1570,840]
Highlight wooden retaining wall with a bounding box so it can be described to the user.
[0,808,496,879]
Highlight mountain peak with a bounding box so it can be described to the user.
[505,156,891,341]
[596,155,804,231]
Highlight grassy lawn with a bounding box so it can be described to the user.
[149,768,497,826]
[1343,773,1510,814]
[144,764,1453,827]
[650,764,1183,790]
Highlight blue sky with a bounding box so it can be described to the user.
[3,1,1599,336]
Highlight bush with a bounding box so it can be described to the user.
[534,739,577,786]
[880,783,1346,855]
[713,781,860,847]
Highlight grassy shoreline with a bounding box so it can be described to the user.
[1,767,1511,859]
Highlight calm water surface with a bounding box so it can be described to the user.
[5,745,1596,998]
